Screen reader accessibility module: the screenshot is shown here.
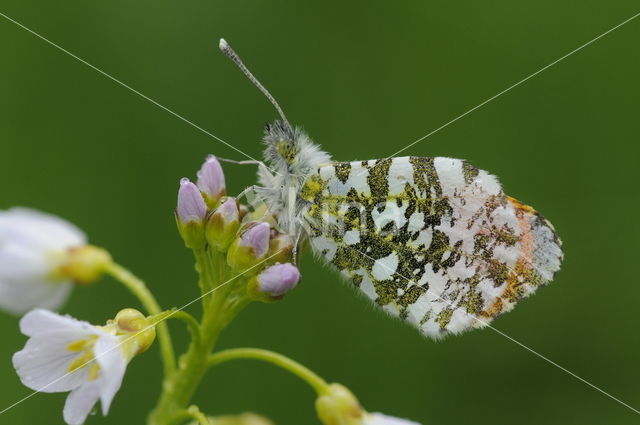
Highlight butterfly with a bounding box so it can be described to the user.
[219,39,563,338]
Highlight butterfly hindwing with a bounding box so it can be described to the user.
[300,156,563,338]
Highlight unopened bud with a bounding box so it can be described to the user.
[56,245,112,285]
[227,222,270,272]
[176,178,207,249]
[176,178,207,224]
[197,155,226,208]
[112,308,156,358]
[206,198,240,251]
[316,383,364,425]
[249,263,301,301]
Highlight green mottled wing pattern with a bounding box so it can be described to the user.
[299,156,562,338]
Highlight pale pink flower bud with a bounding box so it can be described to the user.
[206,198,240,251]
[239,222,270,258]
[215,198,240,224]
[197,155,226,206]
[176,178,207,223]
[227,222,271,271]
[257,263,300,296]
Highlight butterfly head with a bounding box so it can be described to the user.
[264,120,298,167]
[219,39,331,178]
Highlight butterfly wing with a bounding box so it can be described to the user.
[299,156,563,338]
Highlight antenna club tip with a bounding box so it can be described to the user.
[219,38,228,51]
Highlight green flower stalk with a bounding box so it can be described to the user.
[147,156,301,425]
[7,152,421,425]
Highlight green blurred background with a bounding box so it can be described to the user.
[1,1,639,424]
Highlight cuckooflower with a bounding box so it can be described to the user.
[316,383,422,425]
[251,263,301,300]
[196,154,226,207]
[0,208,91,315]
[227,222,271,271]
[176,178,208,224]
[206,197,240,251]
[13,308,155,425]
[176,178,208,249]
[364,413,422,425]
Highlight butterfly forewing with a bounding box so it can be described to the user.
[300,156,563,338]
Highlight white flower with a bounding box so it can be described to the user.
[0,208,87,315]
[364,413,422,425]
[12,309,129,425]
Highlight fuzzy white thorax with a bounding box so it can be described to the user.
[256,120,331,237]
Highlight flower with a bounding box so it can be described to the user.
[176,178,208,249]
[253,263,300,299]
[0,208,90,315]
[315,383,422,425]
[206,197,240,251]
[13,308,155,425]
[176,178,208,224]
[364,413,422,425]
[315,383,363,425]
[227,222,271,271]
[239,223,271,258]
[196,155,226,207]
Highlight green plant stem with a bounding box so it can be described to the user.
[187,405,211,425]
[207,348,330,395]
[104,262,176,377]
[194,250,214,305]
[147,251,250,425]
[169,311,201,343]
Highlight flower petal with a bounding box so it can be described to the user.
[63,381,100,425]
[0,277,72,315]
[0,207,86,251]
[94,334,127,415]
[365,413,422,425]
[13,310,97,392]
[19,309,93,337]
[0,208,87,315]
[0,242,50,280]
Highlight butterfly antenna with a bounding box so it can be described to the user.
[219,38,292,131]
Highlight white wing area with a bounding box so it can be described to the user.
[300,156,562,338]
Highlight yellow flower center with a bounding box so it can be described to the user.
[66,335,101,381]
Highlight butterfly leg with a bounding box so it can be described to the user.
[235,186,278,222]
[217,157,267,167]
[235,185,261,201]
[291,230,303,265]
[218,157,280,180]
